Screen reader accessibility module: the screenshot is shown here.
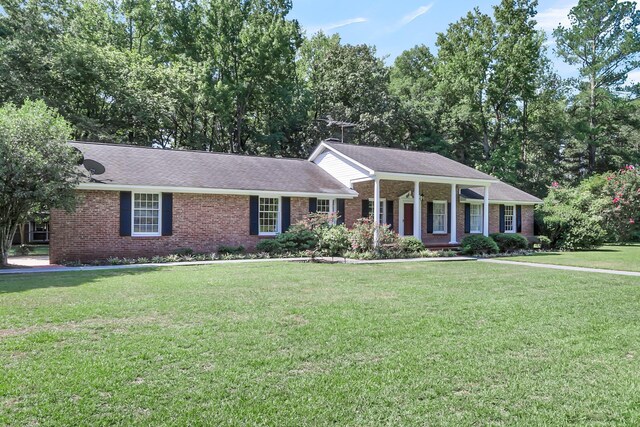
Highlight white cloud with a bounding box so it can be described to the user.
[306,17,368,34]
[398,4,434,28]
[536,6,574,31]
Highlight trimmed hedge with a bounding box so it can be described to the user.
[460,235,499,255]
[490,233,529,252]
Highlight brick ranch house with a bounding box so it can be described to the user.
[50,140,542,263]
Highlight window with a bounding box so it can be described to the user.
[504,205,515,233]
[368,199,386,224]
[132,193,161,236]
[470,204,482,233]
[259,197,280,235]
[316,199,332,214]
[432,201,447,233]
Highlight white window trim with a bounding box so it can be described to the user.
[258,196,281,236]
[317,198,337,224]
[469,202,483,234]
[131,192,162,237]
[368,198,387,224]
[432,200,447,234]
[504,204,516,234]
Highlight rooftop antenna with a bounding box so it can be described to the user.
[315,116,357,143]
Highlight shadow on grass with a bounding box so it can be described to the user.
[0,267,161,294]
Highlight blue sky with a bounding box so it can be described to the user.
[290,0,640,83]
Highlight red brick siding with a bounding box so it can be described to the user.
[50,190,310,263]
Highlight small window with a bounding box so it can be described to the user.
[432,201,447,233]
[316,199,332,214]
[259,197,280,235]
[470,204,482,233]
[132,193,161,236]
[368,199,386,224]
[504,205,515,233]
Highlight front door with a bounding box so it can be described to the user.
[403,203,414,236]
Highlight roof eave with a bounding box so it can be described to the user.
[375,171,499,186]
[76,182,358,199]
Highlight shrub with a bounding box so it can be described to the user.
[172,247,194,256]
[535,235,552,249]
[318,224,350,257]
[398,237,425,254]
[151,255,165,263]
[218,245,245,255]
[600,166,639,242]
[490,233,529,252]
[136,257,150,264]
[460,235,499,255]
[107,256,124,265]
[348,217,398,253]
[537,182,607,250]
[276,228,318,252]
[256,239,283,254]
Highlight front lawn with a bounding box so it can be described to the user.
[2,262,640,425]
[8,244,49,257]
[503,243,640,272]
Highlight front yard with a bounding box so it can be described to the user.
[2,262,640,425]
[503,243,640,272]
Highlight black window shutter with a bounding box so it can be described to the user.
[362,200,370,218]
[282,197,291,232]
[447,202,452,233]
[120,191,132,236]
[249,196,259,235]
[516,205,522,233]
[464,204,471,233]
[161,193,173,236]
[336,199,345,225]
[499,204,505,233]
[309,197,317,213]
[386,200,394,229]
[426,201,434,233]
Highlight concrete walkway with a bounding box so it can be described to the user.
[479,258,640,277]
[0,256,474,275]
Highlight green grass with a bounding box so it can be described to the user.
[503,243,640,272]
[8,244,49,257]
[1,262,640,425]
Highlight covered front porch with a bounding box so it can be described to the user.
[344,174,494,246]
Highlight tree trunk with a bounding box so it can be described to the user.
[1,227,17,268]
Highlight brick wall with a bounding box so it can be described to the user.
[50,190,310,263]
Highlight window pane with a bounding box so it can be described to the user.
[470,204,482,232]
[317,199,331,214]
[133,193,160,234]
[259,197,279,234]
[433,202,446,232]
[368,200,385,224]
[504,205,515,232]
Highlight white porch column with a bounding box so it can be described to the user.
[449,183,457,244]
[373,177,381,246]
[483,185,490,237]
[413,181,421,240]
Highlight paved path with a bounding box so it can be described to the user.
[479,258,640,277]
[0,256,474,275]
[6,256,51,268]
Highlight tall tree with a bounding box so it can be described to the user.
[554,0,640,175]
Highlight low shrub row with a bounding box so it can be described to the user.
[460,233,533,255]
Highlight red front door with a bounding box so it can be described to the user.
[403,203,413,236]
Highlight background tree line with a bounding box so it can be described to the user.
[1,0,639,198]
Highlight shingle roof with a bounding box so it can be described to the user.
[72,142,356,196]
[460,182,543,203]
[323,141,496,181]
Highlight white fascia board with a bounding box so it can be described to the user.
[309,143,375,175]
[77,182,357,199]
[375,172,498,186]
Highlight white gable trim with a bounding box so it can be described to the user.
[375,172,497,186]
[308,142,375,175]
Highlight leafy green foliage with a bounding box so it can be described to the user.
[317,224,350,257]
[0,100,79,266]
[460,235,499,255]
[536,181,607,250]
[217,245,245,255]
[398,237,425,253]
[347,218,398,253]
[600,166,640,242]
[490,233,530,253]
[255,239,283,254]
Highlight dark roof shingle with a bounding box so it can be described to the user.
[323,141,496,181]
[72,142,355,196]
[460,182,542,203]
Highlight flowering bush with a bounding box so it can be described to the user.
[318,224,350,257]
[347,217,398,253]
[601,166,640,242]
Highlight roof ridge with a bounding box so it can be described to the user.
[70,141,311,163]
[324,140,437,156]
